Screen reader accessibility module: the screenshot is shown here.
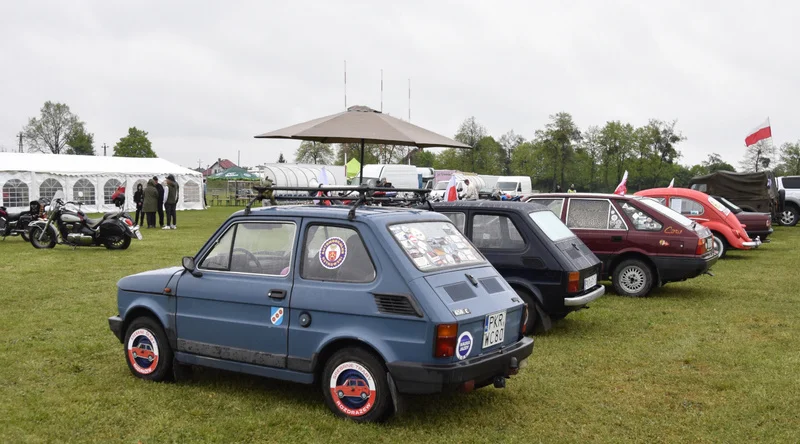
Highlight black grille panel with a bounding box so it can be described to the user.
[444,282,476,302]
[374,294,421,317]
[480,277,504,294]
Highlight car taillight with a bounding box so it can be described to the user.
[696,238,706,255]
[520,304,529,336]
[766,219,771,227]
[567,271,580,293]
[434,323,458,358]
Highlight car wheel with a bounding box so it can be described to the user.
[612,259,653,297]
[513,288,542,333]
[322,347,392,423]
[780,206,798,227]
[712,235,727,258]
[124,317,174,382]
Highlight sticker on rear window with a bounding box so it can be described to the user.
[319,237,347,269]
[389,222,484,272]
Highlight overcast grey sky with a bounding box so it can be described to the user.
[1,0,796,169]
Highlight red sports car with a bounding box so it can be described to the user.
[334,378,371,400]
[635,188,760,258]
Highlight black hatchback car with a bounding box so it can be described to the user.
[431,201,604,332]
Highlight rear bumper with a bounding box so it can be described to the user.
[564,285,605,307]
[387,336,534,395]
[652,254,717,283]
[109,316,123,342]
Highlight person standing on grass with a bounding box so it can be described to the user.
[133,183,144,226]
[164,174,179,230]
[203,178,208,208]
[143,179,158,228]
[154,176,165,228]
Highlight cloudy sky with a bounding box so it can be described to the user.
[1,1,796,170]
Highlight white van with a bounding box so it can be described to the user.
[350,164,420,189]
[495,176,532,196]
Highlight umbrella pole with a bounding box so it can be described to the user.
[359,139,365,185]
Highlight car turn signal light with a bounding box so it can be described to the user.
[520,304,529,336]
[434,323,458,358]
[733,229,741,238]
[567,272,580,293]
[696,238,707,255]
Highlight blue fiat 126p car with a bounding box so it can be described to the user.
[108,190,534,422]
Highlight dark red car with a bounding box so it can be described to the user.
[711,195,773,242]
[524,193,718,297]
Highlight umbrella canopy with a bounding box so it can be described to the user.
[255,105,470,182]
[208,166,260,181]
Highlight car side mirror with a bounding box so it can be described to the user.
[182,256,202,277]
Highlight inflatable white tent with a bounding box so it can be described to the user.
[0,152,204,213]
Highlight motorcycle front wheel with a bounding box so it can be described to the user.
[30,226,57,249]
[105,235,131,250]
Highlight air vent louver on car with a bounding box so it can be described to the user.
[444,282,476,302]
[479,277,505,294]
[374,294,422,317]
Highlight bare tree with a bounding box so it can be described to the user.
[740,140,774,172]
[22,101,85,154]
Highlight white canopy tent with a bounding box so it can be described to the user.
[0,152,204,213]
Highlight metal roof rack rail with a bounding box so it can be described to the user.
[245,186,433,220]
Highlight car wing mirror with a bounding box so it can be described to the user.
[182,256,203,277]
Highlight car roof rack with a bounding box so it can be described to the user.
[244,186,433,220]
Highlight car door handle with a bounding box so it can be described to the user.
[268,289,286,299]
[611,236,623,242]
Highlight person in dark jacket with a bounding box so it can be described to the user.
[143,179,159,228]
[133,183,144,226]
[154,176,165,227]
[164,174,179,230]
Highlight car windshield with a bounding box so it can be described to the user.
[716,196,741,213]
[389,221,485,272]
[434,181,449,190]
[529,211,574,242]
[637,198,696,228]
[496,181,517,191]
[707,196,731,216]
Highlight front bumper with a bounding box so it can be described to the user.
[386,336,534,395]
[109,316,123,342]
[564,285,605,307]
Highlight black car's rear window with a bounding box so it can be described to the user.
[389,221,485,271]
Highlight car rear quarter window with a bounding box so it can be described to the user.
[301,225,375,283]
[389,221,484,271]
[707,196,731,216]
[526,198,564,216]
[472,214,525,249]
[669,197,704,216]
[620,202,663,231]
[440,212,466,232]
[529,211,574,241]
[567,199,612,229]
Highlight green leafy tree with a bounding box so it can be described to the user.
[454,117,488,171]
[778,142,800,175]
[498,130,525,174]
[537,112,582,191]
[409,149,435,167]
[277,152,286,163]
[295,141,334,164]
[113,127,157,158]
[334,143,378,166]
[65,127,95,155]
[433,148,467,171]
[580,126,602,191]
[701,153,736,173]
[22,101,85,154]
[599,121,636,190]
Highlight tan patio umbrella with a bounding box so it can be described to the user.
[255,105,470,182]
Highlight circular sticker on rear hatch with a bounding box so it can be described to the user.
[456,331,473,361]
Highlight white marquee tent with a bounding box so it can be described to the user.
[0,152,204,213]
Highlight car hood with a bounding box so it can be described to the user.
[117,266,183,293]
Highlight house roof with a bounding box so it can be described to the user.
[202,159,237,176]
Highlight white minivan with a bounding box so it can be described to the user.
[495,176,532,196]
[350,164,420,189]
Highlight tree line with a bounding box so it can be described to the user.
[19,101,157,158]
[293,113,800,191]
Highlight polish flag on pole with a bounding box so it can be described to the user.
[614,170,628,195]
[745,118,772,147]
[445,175,459,202]
[668,178,674,188]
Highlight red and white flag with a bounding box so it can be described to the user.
[745,118,772,147]
[614,170,628,195]
[668,178,674,188]
[445,175,459,202]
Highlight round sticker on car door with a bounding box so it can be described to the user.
[456,331,473,361]
[319,237,347,269]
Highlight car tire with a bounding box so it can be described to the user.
[712,235,727,258]
[123,317,174,382]
[612,259,653,297]
[512,288,542,333]
[780,205,798,227]
[322,347,392,423]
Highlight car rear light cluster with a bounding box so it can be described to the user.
[567,271,580,293]
[520,304,529,336]
[434,323,458,358]
[696,238,707,255]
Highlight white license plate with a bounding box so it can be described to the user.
[482,311,506,349]
[584,274,597,289]
[135,230,143,240]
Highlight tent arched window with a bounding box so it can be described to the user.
[103,179,122,204]
[2,179,29,207]
[73,179,95,205]
[39,178,64,201]
[184,180,200,203]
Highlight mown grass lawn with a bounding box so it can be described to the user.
[1,206,799,443]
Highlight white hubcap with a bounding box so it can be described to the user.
[619,266,646,294]
[781,210,795,225]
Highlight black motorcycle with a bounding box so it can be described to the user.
[28,191,141,250]
[0,200,45,241]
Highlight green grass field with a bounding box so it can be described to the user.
[1,207,799,443]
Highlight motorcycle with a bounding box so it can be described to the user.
[28,190,142,250]
[0,199,45,241]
